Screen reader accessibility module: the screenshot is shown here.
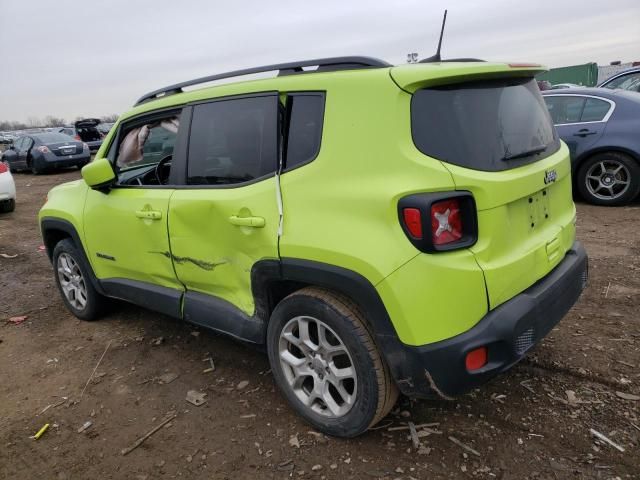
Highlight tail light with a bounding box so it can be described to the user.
[0,162,7,174]
[398,192,477,252]
[74,135,81,141]
[36,146,51,153]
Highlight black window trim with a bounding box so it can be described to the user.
[180,91,282,190]
[281,91,326,174]
[543,93,616,126]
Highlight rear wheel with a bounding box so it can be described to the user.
[52,239,107,320]
[577,152,640,206]
[267,287,398,437]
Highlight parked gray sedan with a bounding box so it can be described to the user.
[542,88,640,206]
[2,132,91,174]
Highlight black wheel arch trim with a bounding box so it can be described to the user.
[40,217,106,295]
[252,258,411,389]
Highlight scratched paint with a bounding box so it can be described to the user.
[149,251,227,271]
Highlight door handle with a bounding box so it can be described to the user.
[228,215,265,227]
[573,129,597,137]
[135,209,162,220]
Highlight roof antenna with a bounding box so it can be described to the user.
[419,10,447,63]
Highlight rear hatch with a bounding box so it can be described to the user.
[393,63,576,309]
[75,118,103,142]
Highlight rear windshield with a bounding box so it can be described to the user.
[33,132,75,143]
[411,77,559,172]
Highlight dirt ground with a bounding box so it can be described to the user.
[1,169,638,480]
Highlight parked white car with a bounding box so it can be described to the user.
[0,161,16,212]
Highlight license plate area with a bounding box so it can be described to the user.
[61,148,74,155]
[528,188,550,230]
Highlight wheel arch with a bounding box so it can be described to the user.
[252,258,411,390]
[574,145,640,173]
[40,217,105,294]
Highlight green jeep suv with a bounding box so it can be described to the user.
[39,57,588,437]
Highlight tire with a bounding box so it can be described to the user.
[52,238,107,321]
[0,198,15,213]
[267,287,398,437]
[29,160,42,175]
[576,152,640,206]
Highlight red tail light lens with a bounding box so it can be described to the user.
[36,146,51,154]
[402,208,422,239]
[0,162,7,174]
[398,192,477,253]
[465,347,488,371]
[74,135,81,141]
[431,199,462,245]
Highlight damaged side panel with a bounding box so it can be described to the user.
[166,177,281,318]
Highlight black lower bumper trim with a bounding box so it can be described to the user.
[388,241,588,398]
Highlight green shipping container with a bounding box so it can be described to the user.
[536,63,598,87]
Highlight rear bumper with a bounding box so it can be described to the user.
[389,241,588,397]
[39,153,90,169]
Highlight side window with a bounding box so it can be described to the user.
[544,96,586,125]
[581,98,612,122]
[284,93,324,170]
[187,96,278,185]
[116,117,179,170]
[23,138,34,150]
[14,138,24,150]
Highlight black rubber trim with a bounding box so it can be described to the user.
[100,278,182,319]
[40,218,106,295]
[183,291,265,344]
[396,242,588,397]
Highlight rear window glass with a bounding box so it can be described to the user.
[33,132,75,143]
[581,98,611,122]
[187,96,278,185]
[544,96,586,124]
[411,78,558,172]
[285,94,324,170]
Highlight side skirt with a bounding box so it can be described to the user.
[98,278,265,344]
[183,291,265,344]
[100,279,183,319]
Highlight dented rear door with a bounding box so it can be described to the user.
[167,94,280,316]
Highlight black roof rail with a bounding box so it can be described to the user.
[134,56,391,106]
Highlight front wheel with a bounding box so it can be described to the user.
[267,287,398,437]
[52,239,107,320]
[576,152,640,206]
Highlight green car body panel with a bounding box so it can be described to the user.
[39,60,586,398]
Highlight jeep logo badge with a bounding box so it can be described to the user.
[544,169,557,184]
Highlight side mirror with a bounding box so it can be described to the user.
[81,157,115,190]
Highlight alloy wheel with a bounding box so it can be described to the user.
[585,160,631,201]
[57,253,87,310]
[278,315,357,418]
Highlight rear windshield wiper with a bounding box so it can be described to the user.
[501,145,547,161]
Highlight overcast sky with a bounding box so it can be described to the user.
[1,0,638,123]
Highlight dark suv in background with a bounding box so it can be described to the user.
[58,119,104,152]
